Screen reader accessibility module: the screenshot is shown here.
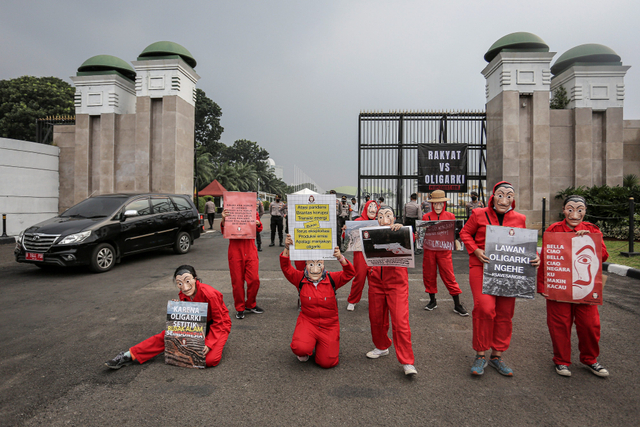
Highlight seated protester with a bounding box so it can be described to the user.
[221,207,264,319]
[536,195,610,377]
[366,206,418,376]
[280,234,355,368]
[421,190,468,316]
[105,265,231,369]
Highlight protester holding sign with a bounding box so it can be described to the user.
[105,265,231,369]
[421,190,468,316]
[366,206,417,376]
[536,195,610,378]
[221,202,264,320]
[345,200,379,311]
[459,181,540,377]
[279,235,355,368]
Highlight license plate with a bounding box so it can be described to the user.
[26,252,44,261]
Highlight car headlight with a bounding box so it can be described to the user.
[58,231,92,245]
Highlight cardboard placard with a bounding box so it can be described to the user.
[164,301,208,368]
[287,194,337,260]
[343,220,378,252]
[222,192,257,239]
[360,226,415,268]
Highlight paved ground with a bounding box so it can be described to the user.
[1,217,639,426]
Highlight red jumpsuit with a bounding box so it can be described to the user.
[537,220,608,366]
[221,212,263,312]
[459,182,527,353]
[130,281,232,367]
[347,200,378,304]
[280,254,355,368]
[368,265,415,364]
[421,207,462,296]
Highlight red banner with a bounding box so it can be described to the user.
[422,220,455,251]
[222,192,256,239]
[543,232,603,305]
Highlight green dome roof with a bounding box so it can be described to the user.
[138,41,197,68]
[551,43,622,75]
[484,32,549,62]
[77,55,136,81]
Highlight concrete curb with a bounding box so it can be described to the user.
[0,236,16,245]
[603,262,640,280]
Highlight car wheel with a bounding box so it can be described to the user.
[90,243,116,273]
[174,231,191,254]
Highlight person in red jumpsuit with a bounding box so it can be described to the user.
[344,200,379,311]
[459,181,540,377]
[536,195,610,377]
[366,206,417,376]
[105,265,232,369]
[420,189,468,316]
[221,207,263,320]
[280,234,355,368]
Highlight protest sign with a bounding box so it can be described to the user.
[222,192,256,239]
[416,220,456,251]
[482,225,538,299]
[418,143,468,192]
[343,220,378,252]
[287,194,336,260]
[164,301,208,369]
[542,232,603,305]
[360,226,415,268]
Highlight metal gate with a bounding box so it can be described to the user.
[357,111,486,220]
[35,116,75,145]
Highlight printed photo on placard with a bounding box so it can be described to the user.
[287,194,337,260]
[222,191,257,239]
[164,301,208,369]
[482,225,538,299]
[343,220,378,252]
[542,232,603,305]
[360,225,415,268]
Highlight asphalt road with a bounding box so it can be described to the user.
[1,218,639,426]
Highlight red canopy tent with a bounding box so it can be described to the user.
[199,179,226,197]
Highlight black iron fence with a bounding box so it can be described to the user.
[357,111,486,220]
[35,116,75,144]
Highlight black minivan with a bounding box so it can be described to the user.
[15,193,201,273]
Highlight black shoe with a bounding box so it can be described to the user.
[454,304,469,317]
[257,246,262,252]
[247,306,264,314]
[236,311,245,319]
[585,362,609,377]
[105,351,133,370]
[269,242,275,247]
[424,300,437,311]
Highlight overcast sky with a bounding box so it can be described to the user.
[2,0,638,191]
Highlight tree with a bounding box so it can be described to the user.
[195,147,216,190]
[223,139,269,164]
[195,88,224,159]
[0,76,75,142]
[213,162,258,192]
[550,86,570,110]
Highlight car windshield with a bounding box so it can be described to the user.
[60,196,129,218]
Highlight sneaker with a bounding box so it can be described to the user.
[585,362,609,377]
[489,356,514,376]
[236,311,245,319]
[470,355,487,376]
[366,348,390,359]
[269,242,275,247]
[555,364,572,377]
[346,303,356,311]
[105,351,133,370]
[403,364,418,375]
[247,306,264,314]
[297,355,309,362]
[424,300,437,311]
[453,304,469,317]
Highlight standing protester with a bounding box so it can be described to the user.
[421,190,468,316]
[360,194,371,215]
[329,190,341,248]
[350,197,359,220]
[345,200,378,311]
[403,193,420,230]
[256,197,265,251]
[536,195,610,377]
[337,195,350,248]
[105,265,231,369]
[377,196,385,206]
[459,181,540,377]
[269,195,286,247]
[465,191,484,218]
[221,207,264,319]
[421,194,432,216]
[204,197,216,229]
[280,234,355,368]
[366,206,417,376]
